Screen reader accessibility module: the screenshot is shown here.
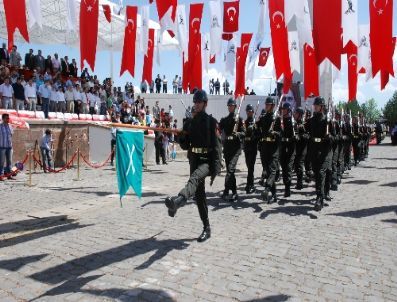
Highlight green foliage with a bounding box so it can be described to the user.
[360,98,381,123]
[383,91,397,126]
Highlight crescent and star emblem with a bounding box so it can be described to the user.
[227,6,237,21]
[272,11,284,29]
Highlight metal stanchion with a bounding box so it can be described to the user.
[26,150,36,187]
[74,148,81,181]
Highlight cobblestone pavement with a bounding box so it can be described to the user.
[0,138,396,302]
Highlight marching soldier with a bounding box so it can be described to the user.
[280,102,295,197]
[307,97,334,211]
[352,116,362,166]
[219,98,245,201]
[243,104,258,194]
[256,97,281,204]
[342,113,353,171]
[335,111,345,185]
[304,109,314,183]
[330,110,342,191]
[293,107,309,190]
[258,109,267,186]
[165,90,222,242]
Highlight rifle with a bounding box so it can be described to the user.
[253,99,260,123]
[269,96,283,132]
[233,95,245,133]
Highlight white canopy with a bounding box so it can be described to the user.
[0,0,179,51]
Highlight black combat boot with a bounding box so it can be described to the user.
[197,224,211,242]
[295,181,303,190]
[165,195,187,217]
[314,196,323,211]
[220,190,229,200]
[230,192,239,202]
[284,185,291,197]
[261,187,272,203]
[331,183,338,191]
[245,185,255,194]
[324,193,332,201]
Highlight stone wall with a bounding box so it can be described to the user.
[12,121,90,167]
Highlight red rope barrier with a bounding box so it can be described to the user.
[1,152,30,179]
[79,151,113,169]
[33,151,78,173]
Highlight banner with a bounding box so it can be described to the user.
[102,4,111,23]
[357,24,370,74]
[313,0,342,69]
[304,44,319,98]
[116,130,144,199]
[3,0,30,51]
[223,0,239,33]
[80,0,99,71]
[27,0,43,29]
[347,44,358,101]
[209,0,223,58]
[258,47,271,67]
[235,33,253,96]
[66,0,77,33]
[140,5,150,55]
[288,31,300,74]
[142,28,155,84]
[342,0,358,48]
[176,4,188,61]
[120,6,137,77]
[225,36,236,76]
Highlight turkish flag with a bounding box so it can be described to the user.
[187,3,204,90]
[210,55,216,64]
[347,44,358,101]
[370,0,393,77]
[3,0,30,51]
[142,28,155,84]
[155,0,177,37]
[268,0,291,81]
[223,1,239,33]
[235,33,253,97]
[222,33,234,41]
[313,0,342,69]
[258,47,271,67]
[381,37,396,90]
[80,0,99,71]
[102,5,111,23]
[182,52,189,92]
[120,6,137,77]
[304,44,319,99]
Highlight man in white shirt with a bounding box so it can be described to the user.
[52,53,61,73]
[24,78,37,111]
[0,78,14,109]
[81,87,89,114]
[49,86,58,113]
[73,84,82,115]
[65,85,75,113]
[57,88,66,113]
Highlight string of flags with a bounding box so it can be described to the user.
[2,0,395,100]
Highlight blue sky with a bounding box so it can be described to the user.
[3,0,397,108]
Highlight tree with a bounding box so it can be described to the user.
[345,100,361,116]
[360,98,381,123]
[383,91,397,126]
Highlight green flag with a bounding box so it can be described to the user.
[116,130,144,199]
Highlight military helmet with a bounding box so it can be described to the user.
[265,97,275,105]
[227,98,237,106]
[193,89,208,103]
[282,102,291,110]
[246,104,254,112]
[313,96,325,106]
[294,107,304,115]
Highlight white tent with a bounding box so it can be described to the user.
[0,0,179,51]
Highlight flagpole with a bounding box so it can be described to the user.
[110,123,183,135]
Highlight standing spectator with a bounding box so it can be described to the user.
[73,84,82,114]
[168,105,174,120]
[177,76,183,94]
[38,80,51,118]
[24,78,37,111]
[61,56,70,76]
[214,78,220,95]
[45,55,53,73]
[40,129,53,172]
[88,89,97,115]
[250,89,256,95]
[162,75,168,93]
[65,85,75,113]
[43,69,52,82]
[209,79,214,94]
[99,86,107,115]
[140,80,147,93]
[0,78,14,109]
[0,43,9,65]
[225,79,230,95]
[81,68,90,78]
[9,46,22,68]
[172,75,178,94]
[69,59,78,77]
[154,120,167,165]
[49,85,58,112]
[51,53,61,73]
[149,80,154,93]
[155,74,162,93]
[24,49,35,70]
[34,50,45,73]
[10,70,19,84]
[145,108,152,126]
[12,77,25,111]
[0,113,13,181]
[152,101,160,120]
[57,87,66,113]
[81,87,89,114]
